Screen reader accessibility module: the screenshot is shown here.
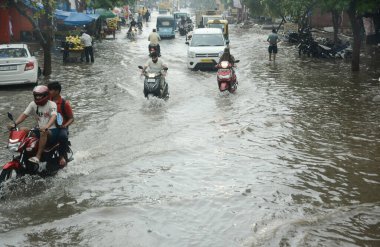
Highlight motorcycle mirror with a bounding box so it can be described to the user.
[163,67,168,71]
[7,112,14,121]
[235,60,240,63]
[138,66,143,69]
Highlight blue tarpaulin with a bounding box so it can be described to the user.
[55,9,71,20]
[22,0,43,10]
[63,12,95,26]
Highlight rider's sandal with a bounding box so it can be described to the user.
[28,157,40,164]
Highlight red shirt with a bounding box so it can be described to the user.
[50,95,73,126]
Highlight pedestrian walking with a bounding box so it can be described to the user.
[80,30,94,63]
[267,28,279,61]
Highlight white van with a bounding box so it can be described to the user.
[186,28,228,70]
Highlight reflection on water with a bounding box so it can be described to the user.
[0,13,380,247]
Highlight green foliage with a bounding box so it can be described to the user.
[92,0,133,9]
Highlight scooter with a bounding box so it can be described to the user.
[0,113,73,186]
[127,27,137,40]
[138,66,169,100]
[216,60,239,93]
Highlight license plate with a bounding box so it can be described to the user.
[147,78,156,82]
[201,59,213,63]
[0,65,17,71]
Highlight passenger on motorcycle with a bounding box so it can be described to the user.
[48,82,74,167]
[148,29,161,56]
[142,52,167,90]
[7,85,59,164]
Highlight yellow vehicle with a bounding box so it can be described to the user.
[207,19,229,40]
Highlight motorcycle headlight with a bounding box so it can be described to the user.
[188,51,195,58]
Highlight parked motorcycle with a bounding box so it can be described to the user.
[216,60,239,93]
[0,113,73,186]
[138,66,169,99]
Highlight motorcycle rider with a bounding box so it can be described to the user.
[218,48,237,88]
[137,13,143,29]
[178,16,187,32]
[186,16,193,31]
[7,85,59,164]
[219,47,236,65]
[48,81,74,167]
[148,28,161,56]
[142,52,168,92]
[127,18,137,36]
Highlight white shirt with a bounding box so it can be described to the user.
[148,32,161,45]
[144,59,167,73]
[80,33,92,47]
[24,100,57,129]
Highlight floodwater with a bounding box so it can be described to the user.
[0,12,379,247]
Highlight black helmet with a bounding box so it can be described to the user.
[150,52,158,58]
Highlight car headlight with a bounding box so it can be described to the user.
[188,51,195,58]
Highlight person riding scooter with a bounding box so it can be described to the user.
[142,52,168,92]
[137,13,143,30]
[148,28,161,56]
[219,47,235,65]
[7,85,59,165]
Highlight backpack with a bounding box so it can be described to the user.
[56,98,68,128]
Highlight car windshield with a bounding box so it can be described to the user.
[157,19,174,27]
[174,13,187,19]
[190,34,224,47]
[0,48,28,58]
[208,23,225,31]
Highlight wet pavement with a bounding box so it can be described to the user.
[0,12,380,247]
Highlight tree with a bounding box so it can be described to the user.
[9,0,55,76]
[322,0,380,71]
[345,0,380,71]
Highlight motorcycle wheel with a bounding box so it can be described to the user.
[0,168,16,185]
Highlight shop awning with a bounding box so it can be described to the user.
[87,14,100,20]
[95,8,117,19]
[63,12,94,26]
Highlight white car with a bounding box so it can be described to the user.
[186,28,228,70]
[0,44,39,86]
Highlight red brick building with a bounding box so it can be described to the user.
[0,0,35,44]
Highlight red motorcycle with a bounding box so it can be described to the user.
[0,112,73,185]
[216,60,239,93]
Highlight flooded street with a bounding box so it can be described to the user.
[1,12,380,246]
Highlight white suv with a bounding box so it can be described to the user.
[186,28,228,70]
[0,44,39,86]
